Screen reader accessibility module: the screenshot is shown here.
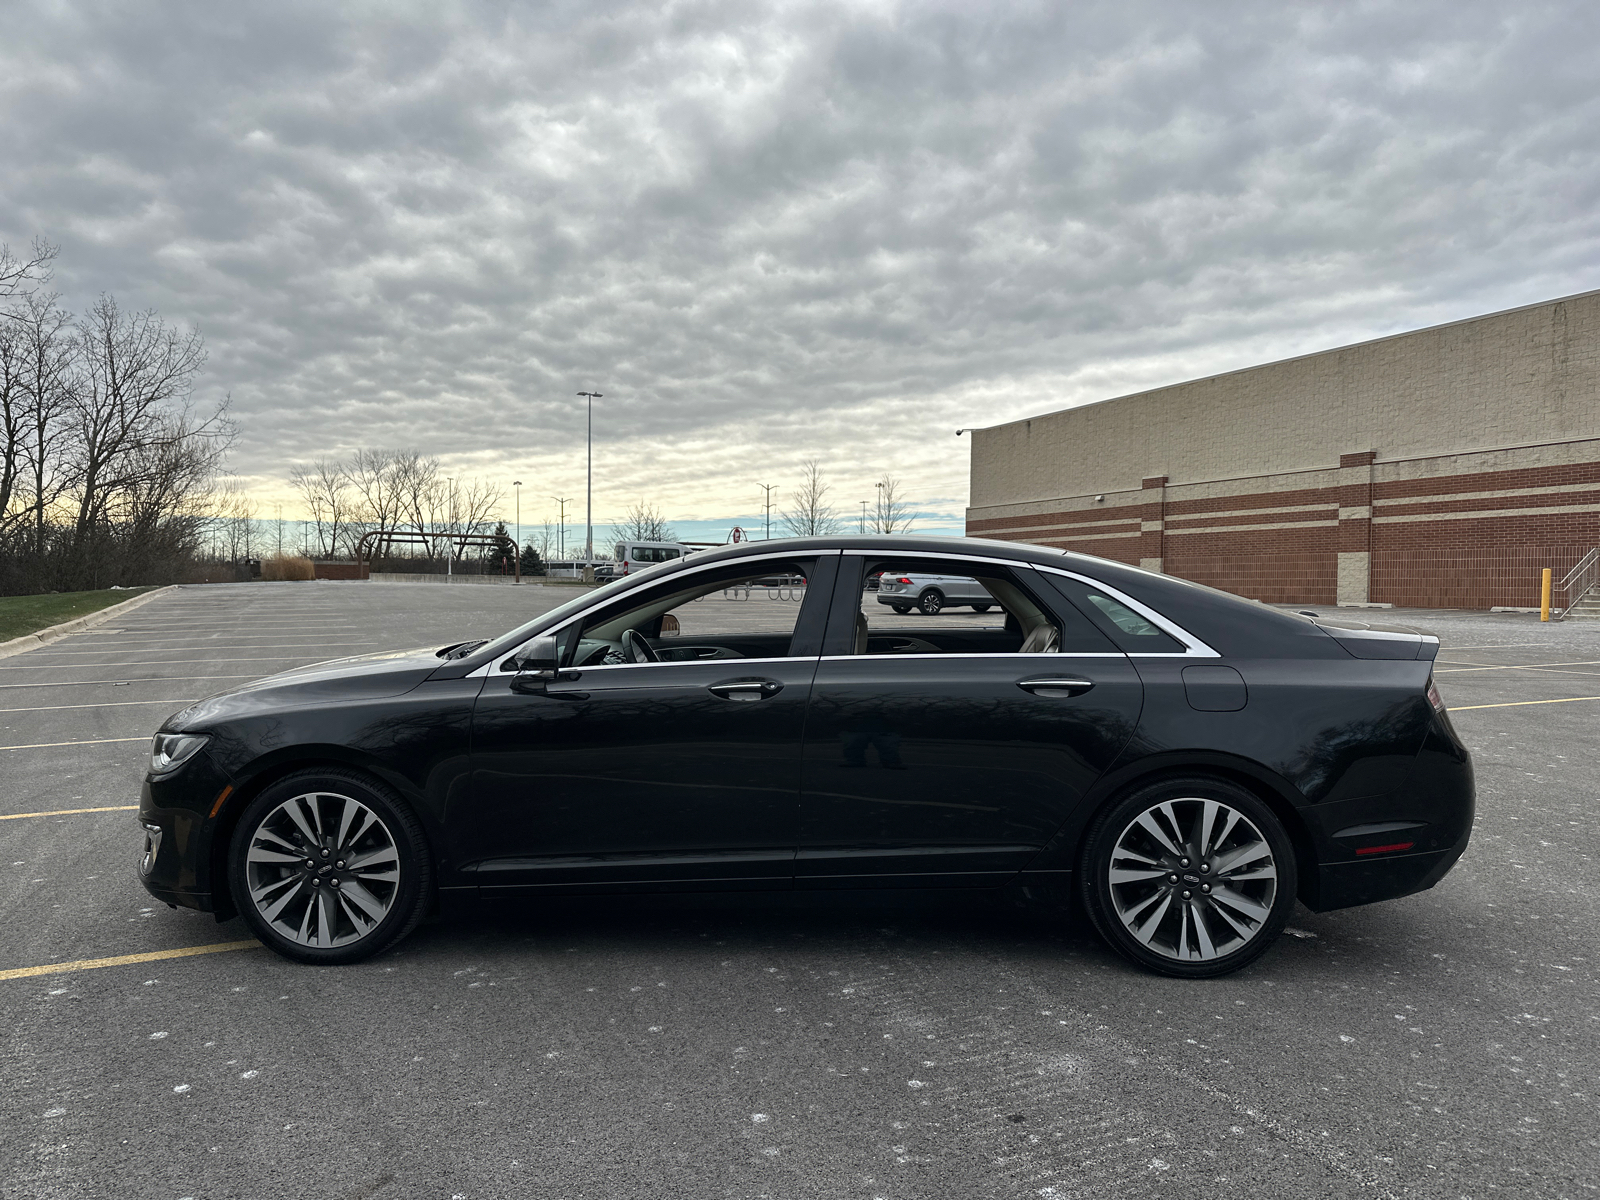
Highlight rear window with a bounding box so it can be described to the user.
[1081,591,1184,653]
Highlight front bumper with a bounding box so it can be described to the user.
[136,772,225,914]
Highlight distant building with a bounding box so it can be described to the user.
[965,289,1600,609]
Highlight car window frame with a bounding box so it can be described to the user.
[482,551,842,675]
[1033,565,1220,658]
[822,554,1127,660]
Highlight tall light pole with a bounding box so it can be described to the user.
[513,480,522,584]
[759,483,778,540]
[859,500,867,534]
[577,391,602,563]
[874,480,885,534]
[552,496,570,560]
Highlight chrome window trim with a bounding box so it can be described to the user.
[819,651,1128,662]
[1033,565,1221,658]
[557,655,813,674]
[476,654,816,680]
[854,550,1040,571]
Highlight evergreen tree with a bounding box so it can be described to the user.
[489,521,516,573]
[520,542,545,576]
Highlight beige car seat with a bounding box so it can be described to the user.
[855,611,870,654]
[1019,619,1060,654]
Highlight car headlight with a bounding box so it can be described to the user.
[150,732,209,774]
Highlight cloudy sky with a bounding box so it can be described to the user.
[3,0,1597,539]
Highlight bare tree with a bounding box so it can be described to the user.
[0,317,24,535]
[16,294,78,554]
[0,246,234,594]
[390,451,441,540]
[346,448,404,557]
[437,475,503,559]
[611,500,676,544]
[0,238,57,313]
[781,459,841,537]
[70,294,210,539]
[871,474,916,534]
[290,459,354,558]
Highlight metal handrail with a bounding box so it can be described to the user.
[1553,548,1600,619]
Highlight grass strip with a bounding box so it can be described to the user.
[0,587,157,642]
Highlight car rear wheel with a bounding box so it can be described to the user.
[1080,777,1296,978]
[917,589,944,615]
[891,604,912,614]
[228,769,433,965]
[972,604,991,612]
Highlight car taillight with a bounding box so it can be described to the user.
[1355,842,1415,856]
[1426,678,1446,714]
[894,576,913,584]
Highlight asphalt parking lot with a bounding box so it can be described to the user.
[2,583,1597,1199]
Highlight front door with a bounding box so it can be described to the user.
[460,554,835,895]
[797,554,1143,887]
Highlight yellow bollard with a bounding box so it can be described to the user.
[1541,567,1552,621]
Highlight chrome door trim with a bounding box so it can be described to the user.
[818,651,1128,662]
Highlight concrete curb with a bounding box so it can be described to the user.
[0,585,179,661]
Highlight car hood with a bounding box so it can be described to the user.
[160,645,450,731]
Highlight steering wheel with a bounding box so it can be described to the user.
[621,628,659,664]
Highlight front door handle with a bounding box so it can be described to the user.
[708,679,783,702]
[1017,676,1095,698]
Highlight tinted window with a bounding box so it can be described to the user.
[1045,577,1185,654]
[843,558,1115,656]
[566,560,816,666]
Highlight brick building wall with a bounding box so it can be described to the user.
[966,291,1600,609]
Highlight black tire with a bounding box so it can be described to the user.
[917,589,944,615]
[891,604,912,614]
[1079,776,1296,979]
[971,604,991,613]
[228,768,433,966]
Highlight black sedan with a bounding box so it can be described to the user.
[138,536,1473,978]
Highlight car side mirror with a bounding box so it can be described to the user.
[512,635,559,674]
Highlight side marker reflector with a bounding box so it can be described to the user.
[1355,842,1415,856]
[208,784,234,819]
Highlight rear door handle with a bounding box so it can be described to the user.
[708,680,783,702]
[1017,676,1095,698]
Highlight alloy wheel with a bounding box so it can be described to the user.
[242,790,402,948]
[1105,796,1278,963]
[918,591,943,615]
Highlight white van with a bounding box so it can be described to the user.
[602,540,693,581]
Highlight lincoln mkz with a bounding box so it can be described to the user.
[138,536,1472,978]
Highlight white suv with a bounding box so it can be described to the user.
[875,572,994,615]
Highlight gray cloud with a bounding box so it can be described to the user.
[2,0,1597,529]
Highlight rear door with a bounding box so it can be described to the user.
[797,554,1143,887]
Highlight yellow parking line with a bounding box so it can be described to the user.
[0,805,138,821]
[1451,695,1600,711]
[0,940,261,982]
[1,736,147,751]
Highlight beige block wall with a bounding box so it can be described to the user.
[969,289,1600,512]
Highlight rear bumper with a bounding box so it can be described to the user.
[1307,837,1466,913]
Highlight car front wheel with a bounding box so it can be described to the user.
[1080,777,1296,978]
[228,769,433,965]
[891,604,912,614]
[972,604,991,612]
[917,590,944,615]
